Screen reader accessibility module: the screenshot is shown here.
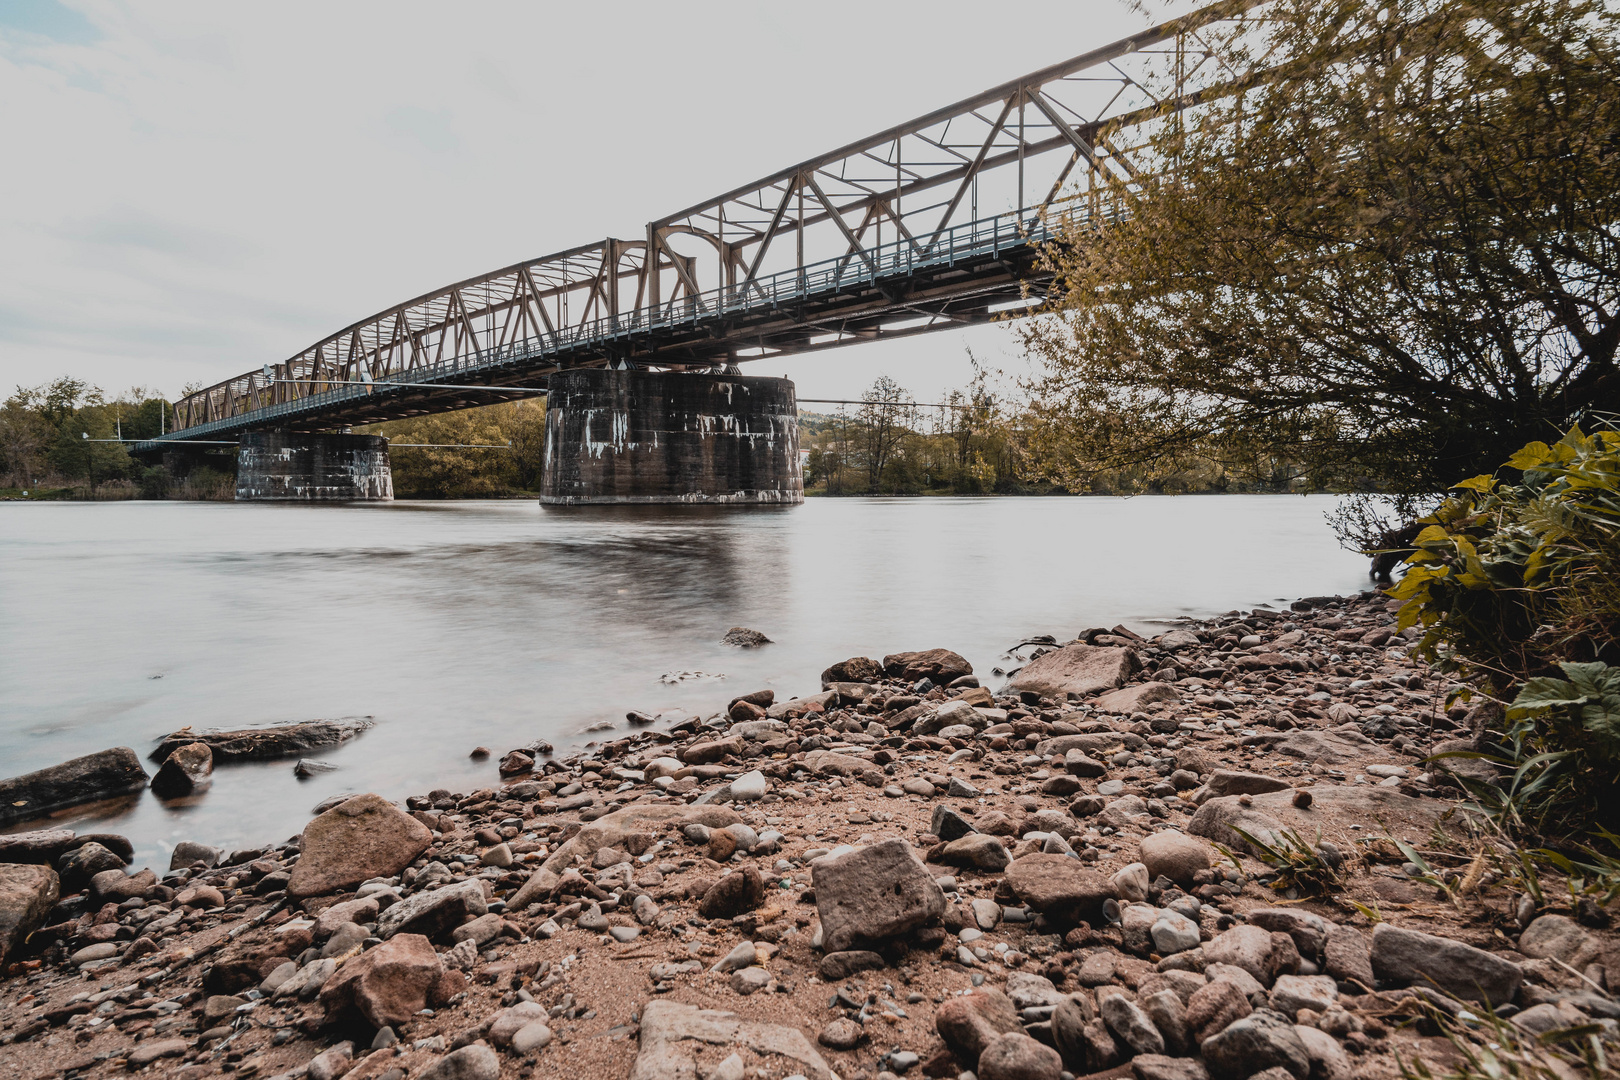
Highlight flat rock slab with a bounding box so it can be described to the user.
[631,999,834,1080]
[1094,682,1179,713]
[0,828,77,864]
[802,750,885,786]
[539,803,740,876]
[1007,643,1140,700]
[150,717,374,764]
[1244,725,1378,766]
[0,748,148,827]
[1187,785,1452,857]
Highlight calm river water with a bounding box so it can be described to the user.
[0,496,1370,867]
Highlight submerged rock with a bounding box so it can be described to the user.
[721,627,773,648]
[150,717,373,764]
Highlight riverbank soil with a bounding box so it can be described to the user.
[2,591,1615,1080]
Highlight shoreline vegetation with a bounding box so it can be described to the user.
[1,589,1616,1080]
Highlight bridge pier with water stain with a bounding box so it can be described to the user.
[235,431,393,501]
[539,370,801,505]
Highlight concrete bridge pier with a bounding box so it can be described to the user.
[539,369,802,505]
[235,431,392,501]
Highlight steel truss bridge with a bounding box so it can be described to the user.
[145,2,1255,449]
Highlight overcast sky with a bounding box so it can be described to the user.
[0,0,1177,407]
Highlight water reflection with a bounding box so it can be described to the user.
[0,496,1370,866]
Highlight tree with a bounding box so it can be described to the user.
[1023,0,1620,536]
[857,376,914,492]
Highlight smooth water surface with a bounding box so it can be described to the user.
[0,496,1369,866]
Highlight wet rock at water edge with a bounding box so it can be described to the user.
[1006,643,1140,700]
[293,758,339,778]
[722,627,773,647]
[150,716,374,764]
[149,740,214,798]
[0,747,149,827]
[882,648,973,684]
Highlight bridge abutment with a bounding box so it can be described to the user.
[235,432,392,501]
[539,370,802,505]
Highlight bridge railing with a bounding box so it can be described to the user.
[161,203,1095,440]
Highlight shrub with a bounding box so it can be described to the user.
[1389,424,1620,833]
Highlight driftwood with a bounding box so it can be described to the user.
[149,717,374,764]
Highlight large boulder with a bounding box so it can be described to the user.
[0,748,148,827]
[882,649,973,684]
[1003,854,1114,924]
[631,999,834,1080]
[287,793,432,899]
[811,838,945,953]
[1369,924,1523,1004]
[1006,644,1139,700]
[319,933,444,1027]
[0,863,59,965]
[150,741,214,798]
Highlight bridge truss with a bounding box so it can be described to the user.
[156,1,1259,445]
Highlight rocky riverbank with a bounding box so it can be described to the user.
[1,590,1616,1080]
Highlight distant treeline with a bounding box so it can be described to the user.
[0,378,233,499]
[804,374,1319,497]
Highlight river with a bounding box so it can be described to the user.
[0,495,1371,868]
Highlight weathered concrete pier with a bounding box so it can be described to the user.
[235,432,392,501]
[539,370,801,505]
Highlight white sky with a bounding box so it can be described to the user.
[0,0,1176,407]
